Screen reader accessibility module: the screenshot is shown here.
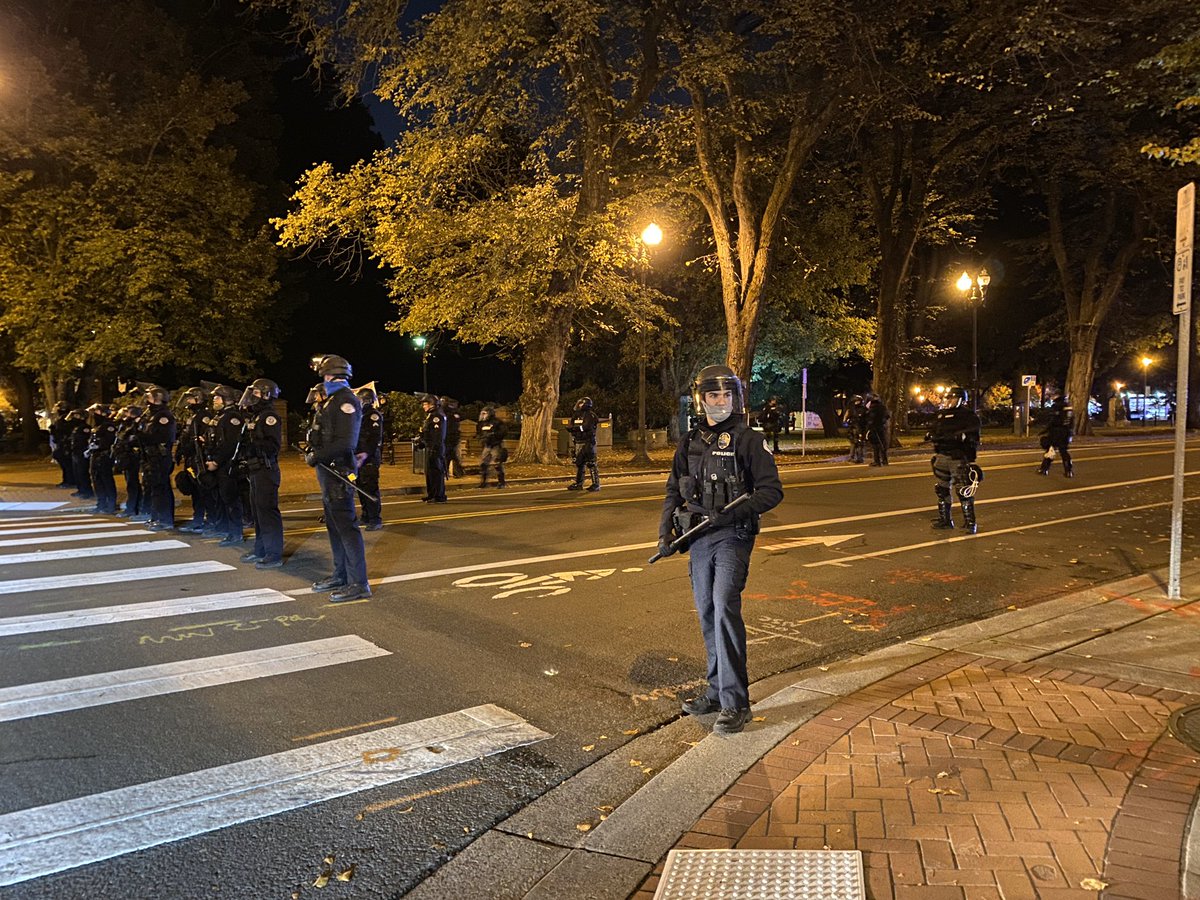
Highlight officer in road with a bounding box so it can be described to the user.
[441,396,464,478]
[355,385,384,529]
[846,395,867,463]
[67,408,94,499]
[865,393,891,467]
[206,385,246,546]
[928,386,982,534]
[661,365,784,735]
[414,393,447,502]
[175,388,209,533]
[114,405,144,517]
[85,403,118,514]
[758,396,783,453]
[477,405,508,488]
[307,354,370,602]
[237,379,285,568]
[567,397,600,491]
[1038,395,1074,478]
[139,386,176,530]
[49,401,75,487]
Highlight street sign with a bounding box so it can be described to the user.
[1021,375,1036,387]
[1175,183,1195,316]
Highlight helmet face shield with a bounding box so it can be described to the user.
[305,383,326,405]
[692,365,744,423]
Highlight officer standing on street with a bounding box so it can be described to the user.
[175,388,209,533]
[139,386,176,530]
[307,354,370,602]
[355,386,384,529]
[567,397,600,491]
[758,396,783,453]
[928,387,982,534]
[206,385,246,546]
[477,406,508,488]
[415,393,447,502]
[846,395,867,463]
[50,401,75,488]
[441,396,464,478]
[237,379,285,568]
[662,365,783,735]
[85,404,118,514]
[1038,395,1074,477]
[865,393,891,466]
[114,406,144,517]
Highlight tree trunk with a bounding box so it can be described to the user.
[1064,323,1100,436]
[9,368,41,453]
[513,308,572,465]
[871,257,912,449]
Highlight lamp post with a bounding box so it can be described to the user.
[955,268,990,413]
[413,335,429,393]
[1141,356,1152,425]
[631,222,662,465]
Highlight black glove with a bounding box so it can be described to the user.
[304,451,316,467]
[709,509,735,528]
[657,537,674,559]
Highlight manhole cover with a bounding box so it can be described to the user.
[1168,704,1200,752]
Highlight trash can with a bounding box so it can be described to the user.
[411,440,426,474]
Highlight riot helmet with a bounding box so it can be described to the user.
[311,354,352,379]
[209,384,239,410]
[691,365,745,424]
[86,403,112,421]
[574,397,593,412]
[941,387,969,409]
[143,384,170,406]
[356,386,378,407]
[479,405,495,422]
[239,378,279,409]
[440,396,459,412]
[415,392,438,408]
[53,401,70,416]
[305,383,326,406]
[180,387,206,409]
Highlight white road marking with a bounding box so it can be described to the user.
[764,534,862,552]
[0,561,234,596]
[0,540,188,567]
[0,704,548,886]
[0,529,153,548]
[0,523,133,536]
[0,635,390,722]
[0,502,68,512]
[0,589,295,638]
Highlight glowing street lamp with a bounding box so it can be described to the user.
[413,335,429,393]
[955,268,990,412]
[1141,356,1152,425]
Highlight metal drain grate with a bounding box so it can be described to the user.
[653,849,865,900]
[1169,704,1200,753]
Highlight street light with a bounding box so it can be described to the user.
[631,222,663,465]
[413,335,429,393]
[955,268,990,413]
[1141,356,1152,426]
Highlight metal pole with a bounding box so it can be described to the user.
[1169,302,1190,599]
[635,329,649,463]
[422,353,428,394]
[971,295,979,413]
[1144,367,1148,426]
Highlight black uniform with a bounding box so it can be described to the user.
[355,404,384,526]
[49,408,75,487]
[1039,399,1074,477]
[478,412,507,488]
[846,397,867,463]
[568,407,600,491]
[177,405,209,530]
[865,397,891,466]
[139,404,175,526]
[929,401,981,533]
[68,413,94,499]
[659,418,783,714]
[309,384,368,588]
[113,412,143,516]
[208,405,246,543]
[243,402,284,563]
[758,400,783,453]
[444,402,463,478]
[417,402,447,502]
[87,414,118,513]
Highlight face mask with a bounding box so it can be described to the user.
[705,402,733,424]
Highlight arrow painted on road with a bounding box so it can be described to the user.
[764,534,862,552]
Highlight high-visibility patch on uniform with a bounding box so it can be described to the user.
[230,418,241,426]
[159,417,169,425]
[340,402,356,414]
[266,416,277,425]
[370,414,380,422]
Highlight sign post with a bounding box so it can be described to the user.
[1169,182,1194,600]
[801,368,808,457]
[1021,375,1036,436]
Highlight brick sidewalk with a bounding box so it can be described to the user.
[632,652,1200,899]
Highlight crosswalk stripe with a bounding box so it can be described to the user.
[0,529,153,549]
[0,703,548,886]
[0,561,234,596]
[0,540,188,567]
[0,589,295,638]
[0,635,390,722]
[0,514,98,526]
[0,523,132,536]
[0,502,68,512]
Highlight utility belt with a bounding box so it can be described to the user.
[142,444,170,458]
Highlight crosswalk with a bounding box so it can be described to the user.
[0,512,548,889]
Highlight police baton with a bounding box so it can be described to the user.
[648,492,752,564]
[318,461,381,504]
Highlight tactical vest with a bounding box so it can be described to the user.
[679,423,751,514]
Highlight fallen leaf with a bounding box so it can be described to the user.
[818,666,829,671]
[1080,877,1108,890]
[629,759,642,766]
[596,805,614,813]
[599,735,608,740]
[527,832,534,838]
[576,823,592,832]
[582,744,595,751]
[667,656,679,662]
[1007,605,1018,610]
[336,865,355,883]
[519,642,532,648]
[832,717,843,722]
[623,728,639,735]
[642,767,654,774]
[324,856,335,865]
[463,827,470,833]
[544,669,558,676]
[936,771,950,778]
[426,746,445,754]
[918,636,933,642]
[752,716,766,722]
[682,740,700,747]
[313,872,331,888]
[927,787,960,796]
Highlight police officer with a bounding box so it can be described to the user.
[846,395,867,463]
[175,388,209,533]
[307,354,370,602]
[49,401,75,487]
[865,393,891,466]
[415,393,447,502]
[758,396,783,453]
[478,406,507,488]
[85,404,118,514]
[1038,395,1074,477]
[67,409,94,499]
[206,385,246,546]
[441,396,464,478]
[928,387,982,534]
[236,378,285,568]
[138,386,176,530]
[661,365,783,735]
[355,386,384,529]
[567,397,600,491]
[114,406,144,517]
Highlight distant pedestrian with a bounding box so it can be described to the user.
[663,365,783,735]
[415,393,447,503]
[928,387,982,534]
[758,396,783,453]
[441,396,464,478]
[1038,395,1073,478]
[865,394,890,466]
[567,397,600,491]
[477,406,508,488]
[845,395,867,463]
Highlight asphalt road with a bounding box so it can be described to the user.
[0,437,1195,899]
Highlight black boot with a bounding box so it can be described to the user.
[1064,461,1074,478]
[586,464,600,492]
[960,499,977,534]
[1037,457,1051,475]
[931,500,954,529]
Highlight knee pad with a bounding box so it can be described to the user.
[935,483,951,501]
